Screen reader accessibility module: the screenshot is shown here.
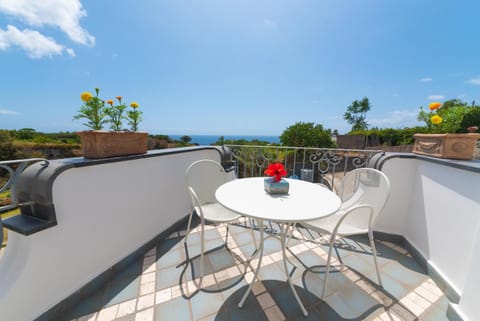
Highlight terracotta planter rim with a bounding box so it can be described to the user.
[413,133,480,160]
[414,133,480,138]
[78,130,148,159]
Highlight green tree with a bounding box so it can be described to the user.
[442,99,468,109]
[213,138,271,146]
[459,107,480,133]
[180,135,192,144]
[16,128,36,140]
[344,97,371,132]
[0,130,17,161]
[280,122,334,147]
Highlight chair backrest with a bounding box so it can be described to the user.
[338,168,391,231]
[185,160,229,206]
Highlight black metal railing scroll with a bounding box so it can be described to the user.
[225,145,384,191]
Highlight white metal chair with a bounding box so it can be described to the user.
[302,167,391,298]
[185,159,255,283]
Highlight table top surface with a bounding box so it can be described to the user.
[215,177,342,223]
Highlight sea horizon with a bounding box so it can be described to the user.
[168,134,280,146]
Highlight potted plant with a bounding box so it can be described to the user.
[74,88,148,159]
[414,101,480,160]
[264,162,289,194]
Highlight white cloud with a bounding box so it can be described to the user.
[0,108,19,115]
[420,77,432,82]
[66,47,75,57]
[0,0,94,46]
[264,18,277,29]
[369,110,421,128]
[428,95,445,100]
[468,77,480,85]
[0,25,67,58]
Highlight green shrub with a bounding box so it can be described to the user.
[351,127,429,146]
[458,107,480,133]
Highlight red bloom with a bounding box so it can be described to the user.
[264,163,287,182]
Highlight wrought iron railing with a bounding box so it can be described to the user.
[225,145,384,191]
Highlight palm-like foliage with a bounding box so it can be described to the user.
[344,97,371,132]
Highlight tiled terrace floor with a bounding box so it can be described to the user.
[63,218,450,321]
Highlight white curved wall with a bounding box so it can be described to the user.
[456,225,480,321]
[374,157,416,235]
[376,156,480,321]
[0,148,222,321]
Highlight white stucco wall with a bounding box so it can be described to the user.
[0,148,222,321]
[377,155,480,321]
[406,161,480,294]
[374,157,416,235]
[455,222,480,321]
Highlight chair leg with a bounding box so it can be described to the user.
[224,223,230,247]
[197,218,206,287]
[285,223,296,248]
[368,230,383,287]
[184,210,195,244]
[248,218,258,250]
[322,232,337,299]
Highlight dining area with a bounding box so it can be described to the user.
[76,153,444,321]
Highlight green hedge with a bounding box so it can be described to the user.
[350,127,430,146]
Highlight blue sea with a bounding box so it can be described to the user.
[168,134,280,146]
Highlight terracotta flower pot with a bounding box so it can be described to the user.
[77,130,148,159]
[413,133,480,160]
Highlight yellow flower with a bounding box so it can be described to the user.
[431,115,443,125]
[429,102,442,110]
[106,99,114,105]
[130,102,139,108]
[80,91,93,102]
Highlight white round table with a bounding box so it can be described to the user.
[215,177,341,316]
[215,177,341,222]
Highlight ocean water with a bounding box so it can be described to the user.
[168,134,280,146]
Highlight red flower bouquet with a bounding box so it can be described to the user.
[264,163,287,182]
[264,163,289,194]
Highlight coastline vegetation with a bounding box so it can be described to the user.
[0,98,478,161]
[0,129,216,161]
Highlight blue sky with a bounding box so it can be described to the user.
[0,0,479,136]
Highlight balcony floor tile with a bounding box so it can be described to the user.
[62,219,452,321]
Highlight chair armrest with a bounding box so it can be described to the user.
[331,204,374,237]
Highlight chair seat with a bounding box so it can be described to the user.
[194,202,241,223]
[303,217,367,236]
